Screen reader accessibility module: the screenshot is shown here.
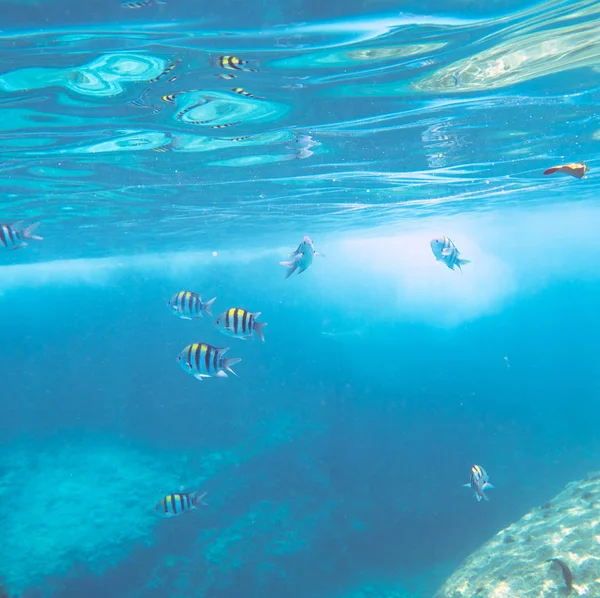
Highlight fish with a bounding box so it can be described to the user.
[147,59,181,84]
[547,558,573,594]
[216,73,237,80]
[543,162,589,179]
[168,291,216,319]
[279,235,324,279]
[211,121,241,129]
[177,343,241,381]
[217,56,257,72]
[155,490,208,518]
[161,93,180,104]
[430,236,470,272]
[231,87,262,99]
[286,134,320,159]
[216,135,253,142]
[214,308,267,342]
[0,222,43,250]
[120,0,166,8]
[463,464,494,502]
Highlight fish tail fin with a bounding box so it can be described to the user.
[190,490,209,508]
[21,222,43,241]
[203,297,217,317]
[222,357,241,377]
[543,167,560,175]
[482,493,490,502]
[279,260,297,279]
[253,321,268,342]
[456,258,471,272]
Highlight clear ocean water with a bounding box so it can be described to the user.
[1,0,600,596]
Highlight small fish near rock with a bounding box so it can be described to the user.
[543,162,589,179]
[430,236,470,272]
[463,464,494,502]
[280,235,324,279]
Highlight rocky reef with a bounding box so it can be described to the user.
[435,472,600,597]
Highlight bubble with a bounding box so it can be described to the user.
[212,251,218,257]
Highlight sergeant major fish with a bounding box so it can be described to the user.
[121,0,166,8]
[430,236,470,272]
[463,464,494,502]
[155,490,208,518]
[217,55,257,72]
[177,343,241,381]
[0,222,43,250]
[214,308,267,342]
[280,235,323,279]
[168,291,216,319]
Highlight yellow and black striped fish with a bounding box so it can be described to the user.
[218,55,257,72]
[161,93,180,104]
[211,121,241,129]
[177,343,241,381]
[121,0,166,8]
[155,490,208,518]
[217,135,253,142]
[214,308,267,342]
[147,59,181,84]
[168,291,216,319]
[231,87,261,99]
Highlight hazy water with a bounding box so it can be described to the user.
[1,0,600,597]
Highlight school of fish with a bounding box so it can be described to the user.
[4,35,594,525]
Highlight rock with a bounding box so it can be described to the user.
[435,473,600,597]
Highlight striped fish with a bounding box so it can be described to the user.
[121,0,166,8]
[279,235,324,279]
[218,56,257,72]
[231,87,262,99]
[463,465,494,502]
[177,343,241,381]
[155,490,208,518]
[0,222,43,250]
[214,308,267,342]
[168,291,216,319]
[215,73,237,80]
[430,236,471,272]
[147,59,181,84]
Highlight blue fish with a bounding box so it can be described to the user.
[463,464,494,502]
[430,236,470,271]
[280,235,324,279]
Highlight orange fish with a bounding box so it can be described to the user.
[543,163,589,179]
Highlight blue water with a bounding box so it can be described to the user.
[1,0,600,596]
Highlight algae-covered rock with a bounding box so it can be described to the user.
[435,472,600,597]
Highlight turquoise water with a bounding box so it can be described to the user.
[1,0,600,596]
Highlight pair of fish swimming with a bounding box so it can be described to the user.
[155,463,494,522]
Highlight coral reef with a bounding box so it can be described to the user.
[435,472,600,597]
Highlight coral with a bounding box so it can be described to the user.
[435,472,600,597]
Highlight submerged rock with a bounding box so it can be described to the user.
[435,472,600,597]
